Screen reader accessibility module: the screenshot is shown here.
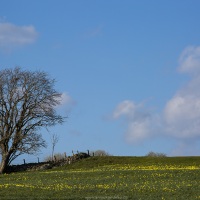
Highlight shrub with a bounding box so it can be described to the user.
[90,150,111,156]
[43,153,66,162]
[146,151,167,157]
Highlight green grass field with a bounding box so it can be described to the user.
[1,156,200,199]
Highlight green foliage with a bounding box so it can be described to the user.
[0,156,200,199]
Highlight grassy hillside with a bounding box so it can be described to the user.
[1,156,200,199]
[59,156,200,170]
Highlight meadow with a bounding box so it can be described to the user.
[0,156,200,199]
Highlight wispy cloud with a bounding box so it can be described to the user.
[0,22,38,52]
[178,46,200,74]
[83,25,103,39]
[112,100,161,144]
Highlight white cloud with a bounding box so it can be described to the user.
[178,46,200,74]
[164,94,200,138]
[125,120,151,144]
[112,100,160,144]
[0,22,38,52]
[56,92,76,113]
[164,46,200,139]
[60,92,75,106]
[112,46,200,147]
[112,100,137,119]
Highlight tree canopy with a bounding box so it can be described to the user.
[0,67,64,173]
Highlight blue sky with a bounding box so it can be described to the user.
[1,0,200,162]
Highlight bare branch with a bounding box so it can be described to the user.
[0,67,66,173]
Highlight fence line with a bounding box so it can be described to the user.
[10,150,91,165]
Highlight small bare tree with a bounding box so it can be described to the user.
[50,133,59,161]
[0,67,65,173]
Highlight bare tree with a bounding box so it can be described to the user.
[0,67,65,173]
[50,133,59,161]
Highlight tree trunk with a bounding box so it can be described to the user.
[0,154,10,174]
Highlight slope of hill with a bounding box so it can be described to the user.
[1,156,200,199]
[57,156,200,170]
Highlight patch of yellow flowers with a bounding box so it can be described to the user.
[0,163,199,195]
